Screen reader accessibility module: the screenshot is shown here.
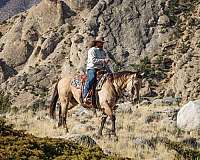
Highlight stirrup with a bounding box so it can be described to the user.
[83,97,91,104]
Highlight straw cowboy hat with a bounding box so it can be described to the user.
[93,36,105,43]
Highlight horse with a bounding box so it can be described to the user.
[49,71,142,136]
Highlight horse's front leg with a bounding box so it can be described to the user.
[111,114,116,136]
[98,113,108,136]
[131,82,140,104]
[99,102,117,137]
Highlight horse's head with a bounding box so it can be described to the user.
[125,72,143,103]
[112,71,143,104]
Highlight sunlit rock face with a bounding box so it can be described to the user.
[67,0,99,10]
[0,0,41,22]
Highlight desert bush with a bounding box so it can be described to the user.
[113,63,123,72]
[130,56,166,80]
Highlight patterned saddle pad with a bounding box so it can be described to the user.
[71,73,109,91]
[71,75,82,89]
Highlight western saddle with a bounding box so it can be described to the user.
[80,69,108,109]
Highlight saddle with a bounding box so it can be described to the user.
[71,70,109,109]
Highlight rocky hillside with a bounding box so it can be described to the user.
[0,0,41,22]
[0,0,199,110]
[0,0,200,159]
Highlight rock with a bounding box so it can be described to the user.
[67,0,99,10]
[58,23,74,34]
[132,137,146,146]
[116,102,134,114]
[162,97,177,106]
[182,30,190,42]
[140,79,158,97]
[140,99,151,106]
[152,99,163,106]
[140,80,151,97]
[158,14,170,26]
[0,59,18,81]
[0,0,41,22]
[0,0,66,70]
[181,138,200,149]
[70,124,94,134]
[152,97,177,106]
[144,112,161,124]
[177,100,200,131]
[73,34,84,44]
[66,134,98,148]
[163,57,173,69]
[74,107,87,117]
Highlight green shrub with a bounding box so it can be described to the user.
[113,63,123,72]
[140,56,150,65]
[0,118,126,160]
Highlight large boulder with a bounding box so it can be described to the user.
[66,134,98,148]
[0,0,66,69]
[177,100,200,131]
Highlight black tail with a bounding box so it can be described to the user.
[49,82,59,119]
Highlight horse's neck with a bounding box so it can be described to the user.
[113,76,129,93]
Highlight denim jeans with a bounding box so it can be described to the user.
[83,69,96,98]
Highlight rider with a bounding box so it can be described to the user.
[83,36,111,103]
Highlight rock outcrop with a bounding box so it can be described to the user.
[161,2,200,102]
[0,0,199,109]
[177,100,200,131]
[66,0,99,10]
[0,0,41,22]
[66,134,98,148]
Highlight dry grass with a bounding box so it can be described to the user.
[5,103,200,159]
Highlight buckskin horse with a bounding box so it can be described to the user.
[49,71,142,136]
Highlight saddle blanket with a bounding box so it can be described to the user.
[71,73,109,91]
[71,77,82,89]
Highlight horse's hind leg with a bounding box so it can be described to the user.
[59,97,69,132]
[58,104,61,126]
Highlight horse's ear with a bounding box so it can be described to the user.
[134,72,144,78]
